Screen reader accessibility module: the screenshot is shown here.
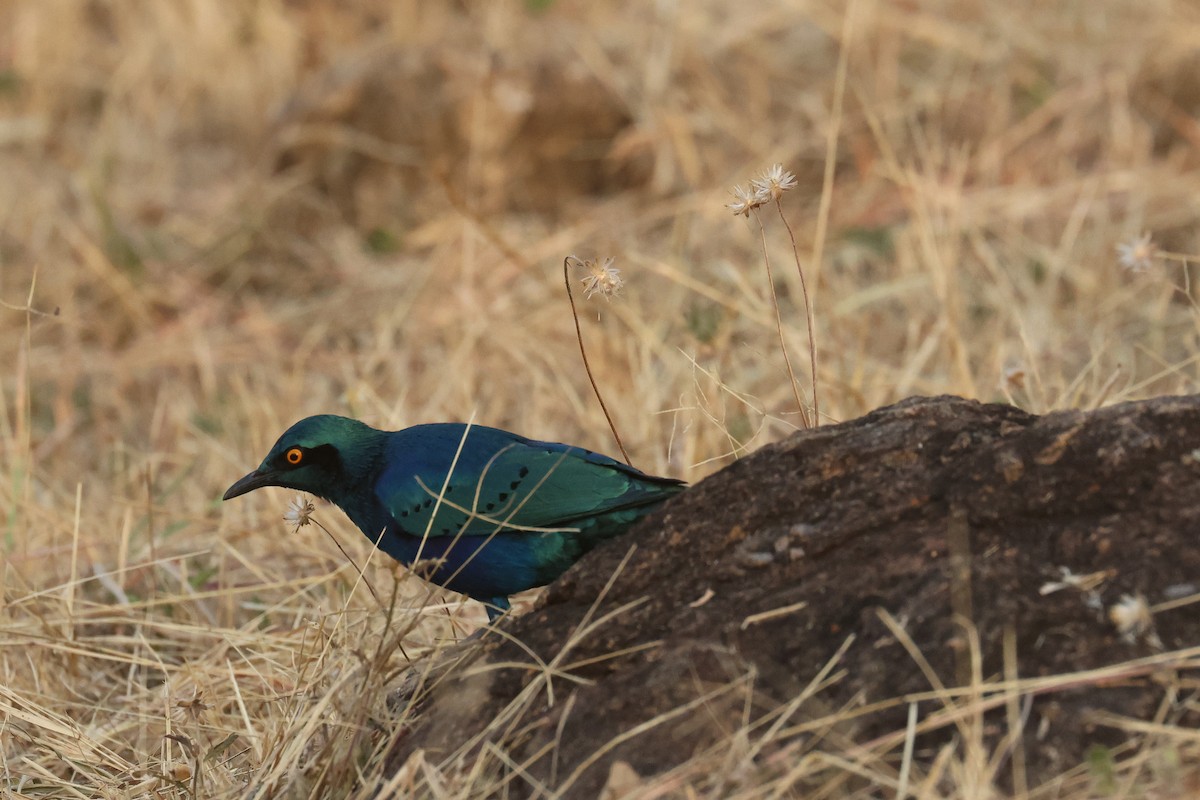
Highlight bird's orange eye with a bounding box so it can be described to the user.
[286,448,303,465]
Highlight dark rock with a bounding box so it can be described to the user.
[389,395,1200,796]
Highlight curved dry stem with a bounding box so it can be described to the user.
[754,213,811,428]
[774,200,819,425]
[563,258,633,465]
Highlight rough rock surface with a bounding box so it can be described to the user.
[390,395,1200,796]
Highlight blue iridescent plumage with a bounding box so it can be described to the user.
[223,415,685,619]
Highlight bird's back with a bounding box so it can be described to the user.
[377,423,682,534]
[362,423,684,601]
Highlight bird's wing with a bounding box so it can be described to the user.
[372,424,680,539]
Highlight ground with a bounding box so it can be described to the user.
[5,3,1200,796]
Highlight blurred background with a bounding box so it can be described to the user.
[2,0,1199,794]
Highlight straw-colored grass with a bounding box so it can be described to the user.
[3,0,1199,796]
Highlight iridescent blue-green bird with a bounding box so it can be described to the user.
[223,415,685,620]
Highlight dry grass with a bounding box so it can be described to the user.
[2,0,1200,796]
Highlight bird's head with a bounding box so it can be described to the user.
[222,415,382,502]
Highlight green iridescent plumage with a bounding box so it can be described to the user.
[224,415,685,619]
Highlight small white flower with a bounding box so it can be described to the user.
[751,163,797,202]
[283,495,314,533]
[1116,232,1158,273]
[578,256,623,300]
[726,184,763,216]
[1109,593,1158,645]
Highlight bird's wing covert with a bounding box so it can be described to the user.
[372,425,673,539]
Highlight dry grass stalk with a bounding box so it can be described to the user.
[563,255,632,465]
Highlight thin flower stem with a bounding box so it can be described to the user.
[312,517,381,604]
[774,199,819,425]
[755,212,811,428]
[563,258,633,465]
[374,561,411,667]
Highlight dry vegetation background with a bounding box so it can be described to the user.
[2,0,1199,797]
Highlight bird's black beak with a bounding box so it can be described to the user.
[222,469,276,501]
